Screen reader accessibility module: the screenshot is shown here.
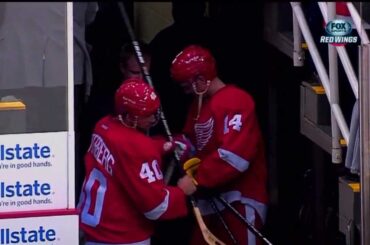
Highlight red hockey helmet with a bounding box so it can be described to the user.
[170,45,217,83]
[115,78,160,117]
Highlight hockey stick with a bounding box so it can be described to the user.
[184,158,272,244]
[185,158,239,244]
[191,197,226,245]
[117,3,224,245]
[215,196,273,245]
[208,198,238,245]
[117,2,180,184]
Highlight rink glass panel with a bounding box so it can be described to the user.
[0,2,68,134]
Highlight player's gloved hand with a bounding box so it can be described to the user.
[173,134,196,162]
[162,135,196,162]
[182,158,212,197]
[183,157,201,185]
[177,175,197,195]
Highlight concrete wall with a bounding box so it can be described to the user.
[134,2,173,43]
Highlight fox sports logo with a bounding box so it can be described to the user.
[325,19,352,36]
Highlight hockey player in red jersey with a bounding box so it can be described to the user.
[171,45,269,245]
[78,78,196,245]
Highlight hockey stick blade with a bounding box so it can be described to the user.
[191,199,226,245]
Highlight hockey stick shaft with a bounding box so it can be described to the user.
[117,2,180,183]
[215,196,273,245]
[208,198,238,244]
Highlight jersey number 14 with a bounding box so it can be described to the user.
[224,114,242,134]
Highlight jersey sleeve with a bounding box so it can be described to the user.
[195,93,263,188]
[115,142,189,221]
[151,135,169,157]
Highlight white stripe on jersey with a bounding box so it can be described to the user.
[218,148,249,172]
[144,189,169,220]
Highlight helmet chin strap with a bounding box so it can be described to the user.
[192,79,211,121]
[118,112,160,131]
[118,114,138,128]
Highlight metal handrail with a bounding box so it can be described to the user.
[291,3,370,244]
[347,2,370,44]
[290,2,350,143]
[290,2,332,100]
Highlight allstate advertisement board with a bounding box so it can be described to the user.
[0,214,78,244]
[0,132,69,212]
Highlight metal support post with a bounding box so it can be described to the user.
[359,44,370,245]
[293,9,304,67]
[327,2,342,163]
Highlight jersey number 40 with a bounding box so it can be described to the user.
[140,160,163,183]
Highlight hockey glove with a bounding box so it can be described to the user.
[162,135,196,161]
[183,157,201,185]
[173,134,196,163]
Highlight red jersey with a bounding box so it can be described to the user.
[78,115,188,244]
[183,85,268,221]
